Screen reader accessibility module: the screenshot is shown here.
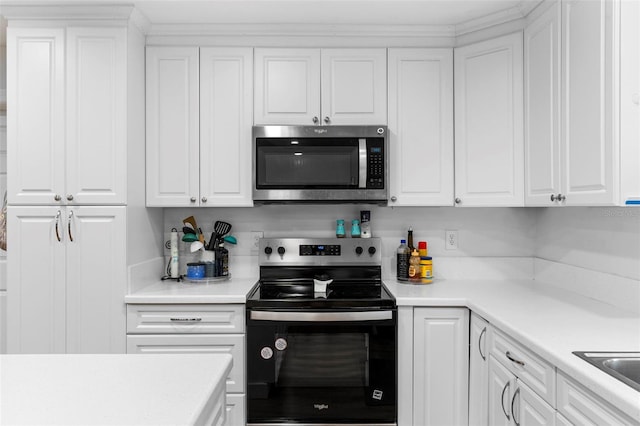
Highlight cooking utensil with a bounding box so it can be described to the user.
[182,226,196,235]
[207,221,232,250]
[190,241,204,252]
[223,235,237,245]
[182,233,198,243]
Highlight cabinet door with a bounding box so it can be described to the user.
[513,380,556,426]
[254,48,320,125]
[524,3,562,206]
[146,46,200,206]
[454,32,524,206]
[200,47,253,207]
[7,28,65,205]
[226,393,246,426]
[66,207,126,353]
[127,333,245,394]
[6,206,66,353]
[488,356,515,426]
[388,48,454,206]
[413,307,469,426]
[561,0,617,205]
[0,290,6,354]
[66,27,127,205]
[469,313,490,426]
[321,48,387,125]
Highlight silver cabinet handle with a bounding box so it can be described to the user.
[390,196,397,202]
[511,387,521,426]
[169,318,202,322]
[190,197,197,203]
[201,197,207,203]
[455,197,461,204]
[506,351,525,367]
[55,210,62,242]
[478,327,487,361]
[54,194,62,202]
[67,210,74,242]
[66,194,74,201]
[312,116,319,124]
[250,310,393,322]
[324,116,331,124]
[501,381,511,420]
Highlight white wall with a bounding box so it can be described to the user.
[163,206,537,278]
[535,207,640,281]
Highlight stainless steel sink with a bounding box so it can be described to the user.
[574,352,640,391]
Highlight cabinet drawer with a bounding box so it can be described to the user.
[126,334,245,393]
[557,371,637,426]
[127,304,244,334]
[490,327,555,406]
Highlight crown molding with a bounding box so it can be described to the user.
[0,4,135,21]
[455,1,540,36]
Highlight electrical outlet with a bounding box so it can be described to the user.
[251,231,264,254]
[445,230,458,250]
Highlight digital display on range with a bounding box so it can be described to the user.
[299,245,341,256]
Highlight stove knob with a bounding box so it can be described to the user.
[264,247,273,255]
[355,246,363,255]
[368,246,377,255]
[277,246,286,256]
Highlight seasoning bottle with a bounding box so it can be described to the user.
[215,243,229,277]
[360,210,371,238]
[420,256,433,284]
[396,239,410,281]
[336,219,346,238]
[351,219,361,238]
[418,241,428,257]
[408,249,421,282]
[407,227,415,251]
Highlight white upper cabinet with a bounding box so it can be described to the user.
[200,47,254,207]
[7,27,127,205]
[146,46,200,207]
[146,46,253,207]
[254,48,387,125]
[388,48,454,206]
[454,32,524,207]
[254,48,320,125]
[525,0,639,206]
[524,2,561,206]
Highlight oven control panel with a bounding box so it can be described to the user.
[259,238,381,266]
[299,245,341,256]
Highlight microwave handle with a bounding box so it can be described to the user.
[359,138,367,189]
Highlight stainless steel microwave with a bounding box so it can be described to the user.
[252,125,388,204]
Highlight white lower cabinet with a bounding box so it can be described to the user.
[399,307,469,426]
[7,206,126,354]
[556,371,637,425]
[488,356,555,426]
[126,304,246,425]
[469,313,490,426]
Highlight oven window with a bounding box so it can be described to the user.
[256,138,359,188]
[247,322,396,423]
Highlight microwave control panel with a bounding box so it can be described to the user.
[367,139,385,189]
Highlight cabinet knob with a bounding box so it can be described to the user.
[558,194,566,202]
[324,116,331,124]
[201,197,207,203]
[54,194,62,202]
[190,197,197,203]
[66,194,74,201]
[455,197,461,204]
[390,196,397,202]
[312,116,319,124]
[550,194,557,202]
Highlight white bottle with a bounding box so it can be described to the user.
[170,229,179,278]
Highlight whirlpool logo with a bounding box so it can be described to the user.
[313,128,328,134]
[313,404,329,411]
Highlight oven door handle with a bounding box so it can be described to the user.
[250,310,393,322]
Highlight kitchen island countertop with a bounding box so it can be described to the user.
[0,353,232,425]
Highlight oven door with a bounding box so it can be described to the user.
[247,309,397,425]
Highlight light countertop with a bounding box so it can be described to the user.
[126,275,640,421]
[0,354,232,425]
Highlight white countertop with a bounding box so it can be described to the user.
[126,275,640,421]
[0,354,232,425]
